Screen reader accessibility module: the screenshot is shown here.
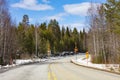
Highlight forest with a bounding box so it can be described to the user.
[0,0,87,65]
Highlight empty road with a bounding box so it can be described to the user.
[0,55,120,80]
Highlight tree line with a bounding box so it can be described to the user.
[17,18,87,57]
[87,0,120,64]
[0,0,87,65]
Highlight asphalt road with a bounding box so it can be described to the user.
[0,55,120,80]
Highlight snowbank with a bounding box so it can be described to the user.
[0,57,61,69]
[76,57,107,69]
[15,59,33,65]
[0,58,47,69]
[72,55,120,73]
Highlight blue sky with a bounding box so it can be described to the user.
[9,0,106,31]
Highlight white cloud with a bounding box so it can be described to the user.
[11,0,53,11]
[42,0,50,3]
[63,2,100,16]
[43,13,68,21]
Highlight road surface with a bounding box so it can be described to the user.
[0,55,120,80]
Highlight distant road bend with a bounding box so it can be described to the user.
[0,55,120,80]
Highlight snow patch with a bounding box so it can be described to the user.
[0,58,47,69]
[73,55,120,73]
[15,59,33,65]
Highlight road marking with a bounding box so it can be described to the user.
[48,72,51,80]
[48,63,57,80]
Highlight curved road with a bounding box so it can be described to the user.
[0,55,120,80]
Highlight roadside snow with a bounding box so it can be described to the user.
[15,59,35,65]
[73,55,120,73]
[0,57,61,69]
[0,58,46,69]
[15,58,49,65]
[76,58,107,69]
